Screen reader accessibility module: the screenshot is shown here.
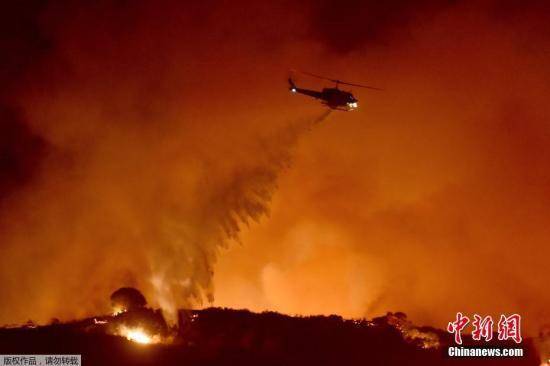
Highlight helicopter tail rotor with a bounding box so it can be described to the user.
[288,78,297,93]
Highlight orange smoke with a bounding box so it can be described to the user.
[213,1,550,334]
[0,1,549,336]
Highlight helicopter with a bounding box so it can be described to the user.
[288,71,382,111]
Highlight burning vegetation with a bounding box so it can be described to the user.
[104,288,170,345]
[0,294,542,366]
[1,1,549,365]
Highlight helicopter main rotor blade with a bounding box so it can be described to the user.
[337,81,384,91]
[292,69,384,91]
[295,70,338,83]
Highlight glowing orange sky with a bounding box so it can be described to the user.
[0,0,549,334]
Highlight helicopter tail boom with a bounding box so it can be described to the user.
[289,78,323,100]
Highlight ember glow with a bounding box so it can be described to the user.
[112,307,125,316]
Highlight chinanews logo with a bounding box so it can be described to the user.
[446,313,525,358]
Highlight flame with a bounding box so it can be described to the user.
[118,326,159,345]
[125,329,151,344]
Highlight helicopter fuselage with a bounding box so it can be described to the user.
[289,79,358,110]
[320,88,358,110]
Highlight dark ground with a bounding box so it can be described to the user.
[0,308,541,366]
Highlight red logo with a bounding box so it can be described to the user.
[447,312,470,344]
[472,314,494,342]
[447,313,522,345]
[497,314,522,344]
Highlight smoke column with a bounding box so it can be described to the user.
[1,1,550,338]
[0,1,321,324]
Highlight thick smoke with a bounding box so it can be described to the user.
[0,0,316,324]
[1,0,550,337]
[213,0,550,335]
